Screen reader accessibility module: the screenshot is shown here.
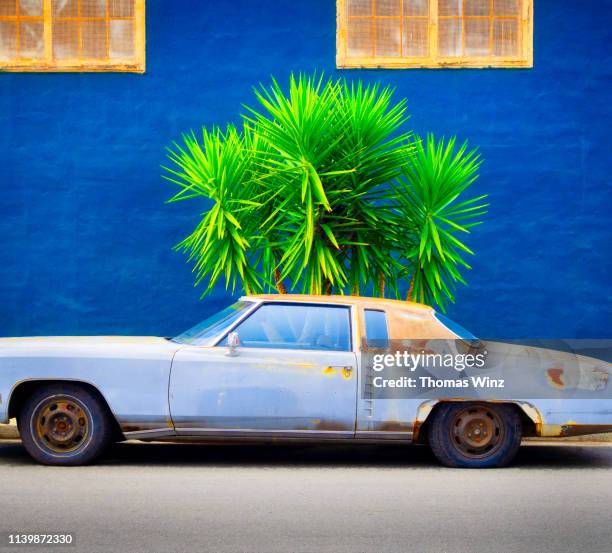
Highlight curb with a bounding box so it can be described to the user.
[524,432,612,443]
[0,420,19,440]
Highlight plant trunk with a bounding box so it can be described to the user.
[406,277,414,302]
[378,272,385,297]
[274,268,287,294]
[323,281,332,295]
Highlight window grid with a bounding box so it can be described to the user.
[0,0,144,72]
[337,0,533,68]
[0,1,45,60]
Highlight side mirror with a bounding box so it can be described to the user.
[226,331,241,357]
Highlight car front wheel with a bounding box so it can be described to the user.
[428,402,522,468]
[18,383,113,466]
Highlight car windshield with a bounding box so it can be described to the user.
[173,301,254,345]
[435,313,478,340]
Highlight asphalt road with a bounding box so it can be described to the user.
[0,441,611,553]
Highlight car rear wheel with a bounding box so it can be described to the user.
[428,402,522,468]
[18,383,113,466]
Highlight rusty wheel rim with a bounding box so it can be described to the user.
[450,405,503,459]
[33,396,90,454]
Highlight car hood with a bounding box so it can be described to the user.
[0,336,181,358]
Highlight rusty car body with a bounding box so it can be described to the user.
[1,294,610,467]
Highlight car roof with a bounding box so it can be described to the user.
[243,294,434,314]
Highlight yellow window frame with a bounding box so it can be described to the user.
[0,0,145,73]
[336,0,533,69]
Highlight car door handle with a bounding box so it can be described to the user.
[326,366,354,378]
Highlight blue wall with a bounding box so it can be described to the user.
[1,0,610,338]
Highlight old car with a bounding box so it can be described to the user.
[1,295,610,467]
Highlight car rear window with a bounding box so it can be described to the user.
[435,313,478,340]
[364,309,389,348]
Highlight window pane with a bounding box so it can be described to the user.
[81,19,107,58]
[174,301,254,345]
[364,309,389,348]
[438,17,461,56]
[229,304,351,352]
[375,0,400,16]
[347,17,372,57]
[438,0,462,16]
[464,18,490,56]
[19,20,44,58]
[464,0,489,16]
[19,0,42,16]
[0,21,17,60]
[493,18,518,56]
[493,0,518,16]
[0,0,16,16]
[435,313,478,340]
[348,0,372,16]
[340,0,529,66]
[52,0,78,17]
[403,17,428,56]
[109,18,133,57]
[404,0,428,16]
[375,17,401,56]
[52,19,78,58]
[109,0,134,17]
[81,0,106,17]
[1,0,142,70]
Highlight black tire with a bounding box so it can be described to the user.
[17,383,113,466]
[427,402,522,468]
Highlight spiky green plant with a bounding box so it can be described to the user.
[392,134,486,309]
[164,125,263,294]
[163,73,487,309]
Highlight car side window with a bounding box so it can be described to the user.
[364,309,389,349]
[219,303,351,352]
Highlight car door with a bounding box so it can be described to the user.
[169,302,358,438]
[357,307,420,439]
